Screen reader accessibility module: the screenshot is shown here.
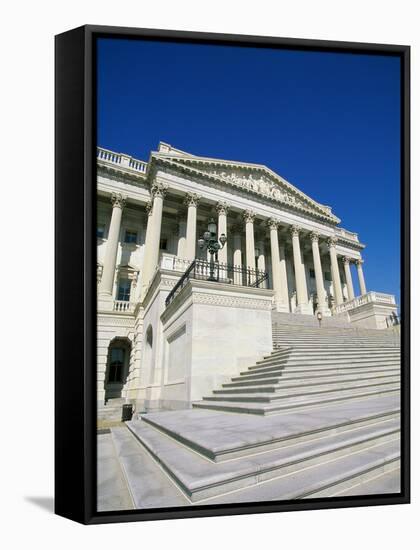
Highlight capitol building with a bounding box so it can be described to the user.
[96,142,398,412]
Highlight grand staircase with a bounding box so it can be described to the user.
[98,319,401,510]
[193,323,400,415]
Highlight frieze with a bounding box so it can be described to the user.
[192,292,273,310]
[97,315,136,327]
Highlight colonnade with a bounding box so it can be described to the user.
[98,187,367,312]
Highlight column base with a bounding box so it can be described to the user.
[294,303,314,315]
[274,301,290,313]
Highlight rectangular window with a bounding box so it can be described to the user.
[324,271,332,282]
[109,348,125,383]
[124,230,138,244]
[309,269,315,278]
[97,225,105,239]
[160,237,168,250]
[117,278,131,301]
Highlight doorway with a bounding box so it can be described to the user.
[104,338,131,403]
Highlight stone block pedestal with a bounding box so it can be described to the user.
[160,279,274,408]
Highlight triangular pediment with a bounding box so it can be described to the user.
[152,145,339,223]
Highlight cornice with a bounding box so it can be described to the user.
[97,161,148,187]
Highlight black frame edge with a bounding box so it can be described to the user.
[55,25,88,524]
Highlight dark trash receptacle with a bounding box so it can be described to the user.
[121,404,133,422]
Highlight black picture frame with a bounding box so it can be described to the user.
[55,24,410,525]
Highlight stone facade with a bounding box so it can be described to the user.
[96,142,397,410]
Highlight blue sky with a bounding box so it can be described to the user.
[97,38,401,305]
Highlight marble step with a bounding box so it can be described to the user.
[273,342,399,349]
[265,346,400,358]
[193,386,400,415]
[97,430,135,512]
[272,336,399,343]
[234,364,400,382]
[224,368,400,388]
[110,426,189,509]
[215,374,400,395]
[265,346,400,357]
[126,417,399,502]
[205,440,400,504]
[205,381,400,404]
[272,332,395,340]
[272,334,400,341]
[271,325,397,333]
[246,360,400,376]
[250,356,400,371]
[325,466,400,497]
[138,396,400,461]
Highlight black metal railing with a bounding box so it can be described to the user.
[165,259,268,307]
[386,313,401,327]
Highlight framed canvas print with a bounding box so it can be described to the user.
[55,25,410,525]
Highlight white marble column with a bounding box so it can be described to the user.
[216,201,229,264]
[342,256,355,300]
[140,182,167,299]
[278,241,290,311]
[176,216,187,259]
[327,237,343,305]
[232,225,243,285]
[184,193,200,261]
[243,210,256,272]
[98,192,126,298]
[268,219,288,311]
[310,232,329,315]
[256,237,266,288]
[290,225,311,314]
[137,201,153,298]
[356,258,367,295]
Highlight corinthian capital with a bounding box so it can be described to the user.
[355,258,364,266]
[111,192,127,209]
[266,218,279,230]
[184,192,200,207]
[215,201,230,215]
[151,181,168,199]
[342,256,351,265]
[327,236,338,249]
[242,210,256,223]
[310,231,320,243]
[290,224,301,237]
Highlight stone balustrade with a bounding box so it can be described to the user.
[334,227,359,242]
[97,147,147,174]
[160,254,192,273]
[113,300,136,313]
[333,291,396,314]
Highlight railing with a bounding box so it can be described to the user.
[113,300,136,313]
[165,259,269,307]
[386,313,400,327]
[97,147,148,174]
[332,291,396,315]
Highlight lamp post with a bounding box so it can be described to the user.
[198,218,227,281]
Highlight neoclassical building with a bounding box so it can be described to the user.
[97,142,397,411]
